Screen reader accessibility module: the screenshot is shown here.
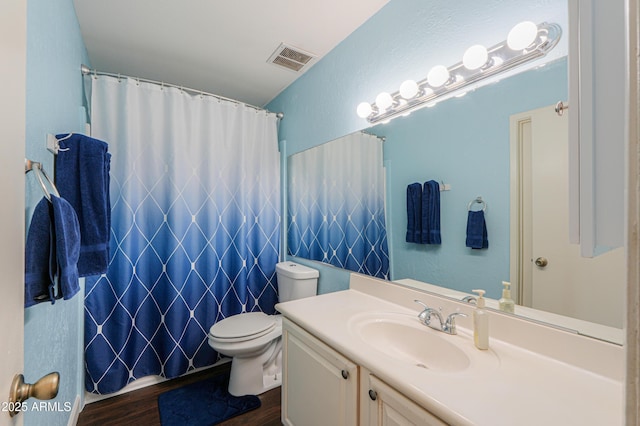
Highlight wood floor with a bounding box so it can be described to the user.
[76,363,282,426]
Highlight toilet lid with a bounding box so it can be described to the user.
[209,312,276,341]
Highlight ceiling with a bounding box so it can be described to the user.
[73,0,390,107]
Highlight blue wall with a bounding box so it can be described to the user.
[267,0,568,294]
[24,0,89,424]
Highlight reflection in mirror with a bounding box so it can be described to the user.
[509,105,625,336]
[286,58,624,345]
[287,132,389,279]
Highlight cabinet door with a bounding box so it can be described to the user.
[282,318,358,426]
[365,375,447,426]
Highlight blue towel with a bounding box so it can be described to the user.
[405,183,422,243]
[466,210,489,249]
[421,180,441,244]
[24,195,81,307]
[51,194,81,300]
[25,197,57,307]
[56,133,111,277]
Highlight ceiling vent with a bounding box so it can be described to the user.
[267,43,316,72]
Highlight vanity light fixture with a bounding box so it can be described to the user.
[356,21,561,124]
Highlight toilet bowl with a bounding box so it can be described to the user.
[208,312,283,396]
[207,262,319,396]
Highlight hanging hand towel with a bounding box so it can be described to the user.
[55,133,111,276]
[421,180,441,244]
[51,194,81,300]
[466,210,489,249]
[24,197,57,307]
[24,195,82,307]
[406,183,422,243]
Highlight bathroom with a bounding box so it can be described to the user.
[1,0,638,425]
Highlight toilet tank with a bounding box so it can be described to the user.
[276,262,319,303]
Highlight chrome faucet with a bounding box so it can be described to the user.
[414,300,467,335]
[461,295,477,304]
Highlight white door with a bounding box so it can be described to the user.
[510,105,625,328]
[0,1,26,425]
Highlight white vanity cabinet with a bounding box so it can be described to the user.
[282,317,448,426]
[361,371,448,426]
[282,318,358,426]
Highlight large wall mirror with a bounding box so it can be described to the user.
[286,57,625,345]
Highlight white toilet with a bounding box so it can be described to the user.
[207,261,319,396]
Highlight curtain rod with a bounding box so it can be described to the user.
[361,130,386,142]
[80,64,284,119]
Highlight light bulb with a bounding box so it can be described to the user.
[356,102,372,118]
[462,45,489,70]
[507,21,538,50]
[427,65,450,88]
[375,92,393,111]
[399,80,419,99]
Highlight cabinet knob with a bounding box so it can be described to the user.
[368,389,377,401]
[341,369,349,380]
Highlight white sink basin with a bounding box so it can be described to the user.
[348,311,499,373]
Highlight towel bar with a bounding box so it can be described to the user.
[25,158,60,201]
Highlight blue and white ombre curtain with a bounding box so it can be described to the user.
[84,75,280,394]
[287,132,389,279]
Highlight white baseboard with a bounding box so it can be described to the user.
[83,359,231,405]
[67,395,81,426]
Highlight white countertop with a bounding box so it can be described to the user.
[276,278,623,426]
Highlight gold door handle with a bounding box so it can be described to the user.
[534,257,548,267]
[8,372,59,417]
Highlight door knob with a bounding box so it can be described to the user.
[534,257,548,267]
[8,372,59,417]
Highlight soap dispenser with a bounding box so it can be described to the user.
[499,281,515,314]
[471,289,489,350]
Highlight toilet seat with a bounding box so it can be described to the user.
[209,312,276,343]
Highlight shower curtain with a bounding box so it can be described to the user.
[287,132,389,279]
[84,76,280,394]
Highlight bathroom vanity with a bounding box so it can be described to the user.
[282,318,448,425]
[276,273,623,426]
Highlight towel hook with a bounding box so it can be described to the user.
[46,134,72,154]
[467,196,487,212]
[56,133,73,142]
[555,100,569,116]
